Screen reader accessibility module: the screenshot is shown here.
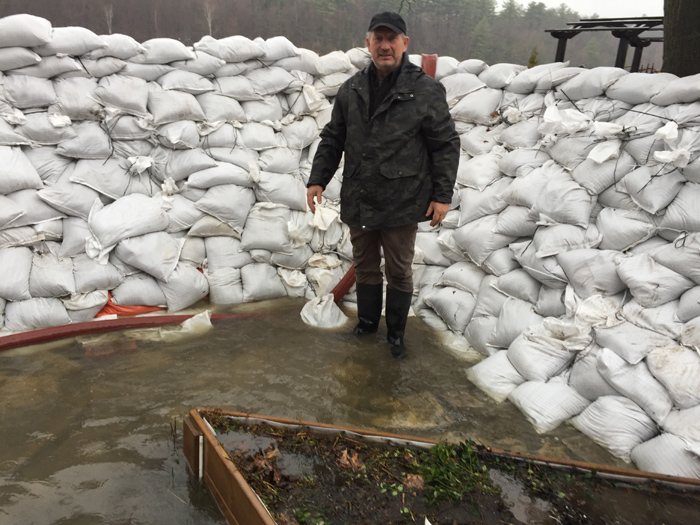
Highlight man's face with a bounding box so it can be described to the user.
[366,26,409,78]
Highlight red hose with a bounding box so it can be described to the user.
[0,313,260,353]
[421,54,438,79]
[330,264,356,304]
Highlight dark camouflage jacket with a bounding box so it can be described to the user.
[308,53,460,230]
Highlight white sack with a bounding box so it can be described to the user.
[158,262,209,312]
[206,267,243,305]
[617,252,694,308]
[646,344,700,409]
[4,297,71,332]
[111,273,166,307]
[241,262,287,302]
[508,380,590,434]
[465,350,526,403]
[631,433,700,479]
[300,294,348,328]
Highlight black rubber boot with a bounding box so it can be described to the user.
[352,283,383,335]
[385,288,413,359]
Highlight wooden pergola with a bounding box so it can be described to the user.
[546,17,663,72]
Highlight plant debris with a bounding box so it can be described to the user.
[204,410,700,525]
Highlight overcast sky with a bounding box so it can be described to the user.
[504,0,664,18]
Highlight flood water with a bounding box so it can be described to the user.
[0,297,629,524]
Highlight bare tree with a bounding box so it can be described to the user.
[200,0,217,36]
[102,1,114,34]
[663,0,700,76]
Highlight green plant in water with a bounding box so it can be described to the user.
[414,440,496,505]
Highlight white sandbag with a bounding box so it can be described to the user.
[52,77,102,121]
[3,73,57,109]
[114,232,183,282]
[170,50,225,76]
[62,290,108,321]
[195,184,256,232]
[530,168,593,228]
[0,246,32,301]
[596,184,638,210]
[29,246,75,297]
[93,74,150,117]
[111,273,167,306]
[314,71,351,97]
[316,50,351,75]
[239,202,292,254]
[186,163,252,189]
[0,146,43,195]
[568,346,620,401]
[508,380,590,434]
[556,249,626,298]
[122,61,175,80]
[88,193,169,251]
[463,313,498,355]
[535,286,566,317]
[596,207,657,251]
[498,118,541,149]
[466,350,526,403]
[490,269,539,304]
[158,262,209,312]
[148,89,206,125]
[128,37,194,64]
[103,114,154,140]
[0,225,43,249]
[275,48,320,75]
[606,72,677,105]
[5,188,66,227]
[270,244,314,270]
[207,147,259,171]
[300,293,348,328]
[179,235,205,266]
[594,321,675,366]
[72,157,157,199]
[434,261,485,296]
[571,395,659,461]
[450,87,503,125]
[646,344,700,409]
[206,267,243,305]
[545,135,597,170]
[241,262,286,302]
[258,147,301,174]
[487,297,544,350]
[33,26,106,56]
[0,14,52,48]
[507,318,590,382]
[677,286,700,323]
[659,182,700,234]
[618,165,685,215]
[345,47,370,69]
[455,150,503,190]
[277,268,309,297]
[617,252,694,308]
[55,122,112,160]
[650,233,700,285]
[596,347,673,424]
[555,67,628,101]
[533,224,603,259]
[196,92,247,123]
[246,66,297,96]
[472,275,508,318]
[510,239,568,289]
[37,165,100,220]
[663,405,700,444]
[241,95,283,122]
[452,214,515,266]
[459,125,502,156]
[622,299,683,340]
[164,194,205,233]
[305,264,345,297]
[8,55,81,78]
[61,56,126,78]
[213,75,262,101]
[631,433,700,479]
[237,122,279,150]
[199,122,238,148]
[478,63,526,89]
[58,217,89,257]
[414,231,453,266]
[0,118,31,147]
[492,207,535,239]
[204,236,254,271]
[253,171,306,211]
[157,70,214,95]
[456,58,487,75]
[193,35,264,62]
[83,33,144,60]
[281,117,319,149]
[439,73,485,106]
[72,253,123,293]
[423,286,476,334]
[4,297,71,332]
[571,150,635,196]
[650,72,700,106]
[482,247,521,277]
[0,194,25,230]
[14,112,77,145]
[457,177,510,225]
[188,215,240,238]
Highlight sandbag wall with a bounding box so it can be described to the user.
[0,13,699,480]
[0,13,359,332]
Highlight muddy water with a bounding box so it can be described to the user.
[0,297,629,524]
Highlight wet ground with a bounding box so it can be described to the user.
[0,297,635,524]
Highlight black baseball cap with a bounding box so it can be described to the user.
[368,12,407,35]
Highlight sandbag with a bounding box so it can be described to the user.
[4,297,71,332]
[617,252,694,308]
[423,286,476,334]
[631,433,700,479]
[241,262,287,302]
[646,344,700,409]
[300,294,348,328]
[571,395,659,461]
[465,350,526,403]
[206,267,243,305]
[158,262,209,312]
[508,379,590,434]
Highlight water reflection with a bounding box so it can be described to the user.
[0,298,626,523]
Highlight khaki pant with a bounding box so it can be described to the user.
[349,224,418,293]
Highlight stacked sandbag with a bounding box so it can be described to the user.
[0,14,363,327]
[1,14,699,480]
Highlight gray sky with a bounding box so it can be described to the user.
[502,0,663,18]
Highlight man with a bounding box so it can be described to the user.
[306,12,460,358]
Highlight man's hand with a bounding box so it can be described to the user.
[426,201,449,227]
[307,185,324,213]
